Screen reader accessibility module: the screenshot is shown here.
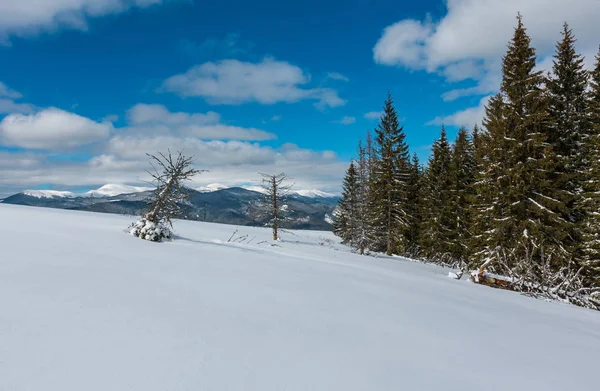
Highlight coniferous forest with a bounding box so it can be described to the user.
[333,16,600,309]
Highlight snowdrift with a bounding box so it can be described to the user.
[1,204,598,391]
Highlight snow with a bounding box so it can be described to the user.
[324,213,335,224]
[1,204,599,391]
[239,186,337,198]
[195,183,228,193]
[294,189,338,198]
[85,184,152,197]
[23,184,152,199]
[22,189,76,198]
[242,185,269,194]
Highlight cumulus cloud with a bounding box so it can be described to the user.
[364,111,382,120]
[374,0,600,124]
[0,81,23,99]
[334,116,356,125]
[0,140,346,195]
[427,96,491,128]
[161,58,346,109]
[0,0,165,41]
[0,98,35,114]
[0,81,35,114]
[124,103,276,141]
[0,108,112,150]
[127,103,221,126]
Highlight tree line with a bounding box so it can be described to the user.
[334,16,600,299]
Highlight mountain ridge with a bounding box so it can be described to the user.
[3,186,339,230]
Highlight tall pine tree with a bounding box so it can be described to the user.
[449,127,476,263]
[580,48,600,285]
[334,161,360,246]
[405,153,423,256]
[421,126,454,261]
[368,93,411,255]
[546,23,589,259]
[473,15,565,269]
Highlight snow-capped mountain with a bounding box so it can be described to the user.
[23,190,77,199]
[85,184,153,197]
[22,184,152,199]
[4,185,339,230]
[196,183,228,193]
[195,183,338,198]
[294,189,337,198]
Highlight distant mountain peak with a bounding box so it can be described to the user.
[85,184,153,197]
[21,184,152,199]
[23,190,77,199]
[196,183,228,193]
[294,189,337,198]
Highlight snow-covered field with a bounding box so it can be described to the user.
[1,204,598,391]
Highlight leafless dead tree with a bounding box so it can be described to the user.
[129,150,204,241]
[259,172,293,241]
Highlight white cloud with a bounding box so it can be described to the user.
[364,111,382,120]
[0,81,22,99]
[327,72,349,82]
[334,116,356,125]
[127,103,221,126]
[270,115,282,121]
[0,98,35,114]
[0,81,35,114]
[0,108,112,150]
[0,140,347,195]
[427,96,491,128]
[161,58,346,109]
[376,1,600,109]
[374,0,600,124]
[373,19,432,68]
[124,103,276,141]
[0,0,165,41]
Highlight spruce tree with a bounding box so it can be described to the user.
[420,126,454,261]
[449,127,475,263]
[580,48,600,285]
[546,23,589,258]
[334,161,360,246]
[405,153,423,256]
[355,141,372,255]
[475,15,565,270]
[469,123,495,267]
[368,93,411,255]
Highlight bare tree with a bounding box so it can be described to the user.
[130,150,204,241]
[260,172,293,241]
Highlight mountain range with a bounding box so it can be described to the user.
[1,184,339,231]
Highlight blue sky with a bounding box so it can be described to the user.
[0,0,599,196]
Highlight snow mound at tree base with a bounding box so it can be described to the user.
[129,218,172,242]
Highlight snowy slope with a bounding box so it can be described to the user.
[0,204,598,391]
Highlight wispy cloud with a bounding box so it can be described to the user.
[427,96,491,128]
[334,116,356,125]
[364,111,382,120]
[179,33,255,59]
[327,72,349,82]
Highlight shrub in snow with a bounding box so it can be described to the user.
[128,150,203,243]
[129,218,172,242]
